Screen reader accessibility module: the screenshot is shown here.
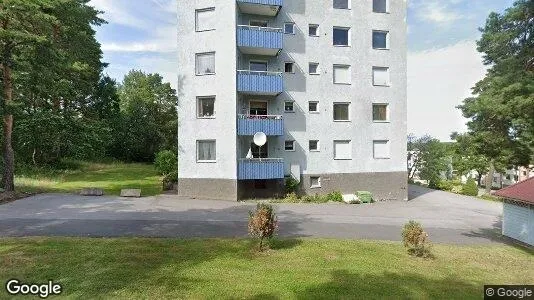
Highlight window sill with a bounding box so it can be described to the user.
[285,149,296,152]
[333,120,351,122]
[373,120,390,123]
[196,73,216,76]
[198,116,216,119]
[197,160,217,163]
[333,45,351,47]
[334,158,352,161]
[310,185,322,189]
[373,48,390,51]
[309,73,320,75]
[309,35,320,38]
[309,150,320,152]
[284,111,295,113]
[373,84,391,87]
[309,111,320,114]
[195,29,216,33]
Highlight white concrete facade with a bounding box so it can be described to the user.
[177,0,408,200]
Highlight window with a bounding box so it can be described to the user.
[309,63,320,75]
[309,101,319,113]
[195,8,215,32]
[251,142,268,158]
[195,52,215,75]
[309,24,319,36]
[333,27,350,46]
[373,31,389,49]
[284,23,295,34]
[333,103,350,121]
[333,65,351,84]
[197,96,215,118]
[250,61,268,72]
[309,140,320,152]
[372,104,388,122]
[373,0,388,13]
[197,140,216,162]
[334,140,352,160]
[373,140,390,159]
[310,176,321,188]
[333,0,349,9]
[373,67,390,86]
[285,140,295,151]
[250,101,268,115]
[284,101,294,112]
[250,20,268,27]
[284,62,295,73]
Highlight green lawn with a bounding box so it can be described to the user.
[15,161,163,196]
[0,238,532,299]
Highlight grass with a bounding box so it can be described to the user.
[15,161,163,196]
[0,238,532,299]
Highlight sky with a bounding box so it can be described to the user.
[89,0,515,141]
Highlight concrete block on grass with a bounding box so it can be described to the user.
[80,188,104,196]
[120,189,141,198]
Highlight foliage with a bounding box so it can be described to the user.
[154,150,177,176]
[450,132,489,186]
[284,177,300,194]
[301,194,329,203]
[408,135,451,187]
[461,178,479,196]
[248,203,278,251]
[326,191,344,202]
[282,192,300,203]
[162,170,178,191]
[356,191,374,203]
[402,221,432,258]
[436,180,454,192]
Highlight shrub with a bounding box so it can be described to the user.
[248,203,278,251]
[302,194,328,203]
[436,180,454,191]
[285,177,300,194]
[283,192,299,203]
[356,191,373,203]
[461,178,478,196]
[154,150,177,176]
[162,170,178,190]
[326,191,343,202]
[401,220,432,258]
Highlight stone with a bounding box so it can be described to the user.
[120,189,141,198]
[80,188,104,196]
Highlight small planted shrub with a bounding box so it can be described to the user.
[162,170,178,191]
[301,194,328,203]
[326,191,343,202]
[461,178,479,196]
[356,191,374,203]
[402,220,432,258]
[285,177,300,195]
[283,192,299,203]
[154,150,177,176]
[436,180,454,191]
[248,203,278,251]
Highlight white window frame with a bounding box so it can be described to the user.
[309,62,320,75]
[373,140,391,159]
[333,27,350,46]
[284,22,295,34]
[372,67,390,86]
[372,30,389,50]
[334,140,352,160]
[285,140,296,152]
[372,103,389,122]
[309,24,319,37]
[309,101,319,113]
[195,52,215,75]
[333,0,350,9]
[333,64,351,84]
[310,176,321,188]
[309,140,320,152]
[195,8,215,32]
[284,101,295,113]
[333,102,350,122]
[284,62,295,73]
[249,100,269,116]
[196,140,216,163]
[197,96,216,119]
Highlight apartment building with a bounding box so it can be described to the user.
[177,0,408,200]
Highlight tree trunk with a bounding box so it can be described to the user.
[485,160,495,195]
[1,63,15,191]
[477,172,482,187]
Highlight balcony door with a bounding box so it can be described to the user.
[249,20,268,28]
[249,100,268,116]
[249,60,268,72]
[251,142,268,158]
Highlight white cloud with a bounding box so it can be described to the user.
[101,24,177,53]
[417,1,463,24]
[407,40,487,141]
[90,0,148,28]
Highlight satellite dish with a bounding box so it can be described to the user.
[253,132,267,147]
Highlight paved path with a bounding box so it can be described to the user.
[0,185,504,244]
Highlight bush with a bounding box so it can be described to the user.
[154,150,177,176]
[436,180,454,191]
[162,170,178,190]
[248,203,278,251]
[356,191,374,203]
[461,178,478,196]
[301,194,329,203]
[326,191,343,202]
[401,220,432,258]
[285,177,300,195]
[283,192,299,203]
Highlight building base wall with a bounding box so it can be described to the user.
[300,172,408,201]
[237,179,285,200]
[178,178,237,201]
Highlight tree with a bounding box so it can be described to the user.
[0,0,104,190]
[458,0,534,193]
[450,132,489,186]
[110,70,177,162]
[407,134,450,187]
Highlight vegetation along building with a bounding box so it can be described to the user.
[177,0,407,200]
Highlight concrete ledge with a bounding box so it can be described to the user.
[178,178,237,201]
[80,188,104,196]
[120,189,141,198]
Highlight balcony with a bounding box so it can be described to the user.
[237,25,283,56]
[237,70,283,95]
[237,0,282,17]
[238,159,284,180]
[237,115,284,136]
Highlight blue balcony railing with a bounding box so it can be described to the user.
[237,70,283,95]
[237,115,283,136]
[236,0,282,17]
[237,26,283,56]
[238,159,284,180]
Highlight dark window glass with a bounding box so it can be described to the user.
[333,28,349,46]
[373,31,388,49]
[373,0,387,13]
[333,0,349,9]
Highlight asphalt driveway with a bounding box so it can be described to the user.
[0,185,504,244]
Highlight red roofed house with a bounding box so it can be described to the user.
[494,177,534,246]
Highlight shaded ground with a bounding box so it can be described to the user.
[0,185,505,244]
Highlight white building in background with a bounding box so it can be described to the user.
[177,0,407,200]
